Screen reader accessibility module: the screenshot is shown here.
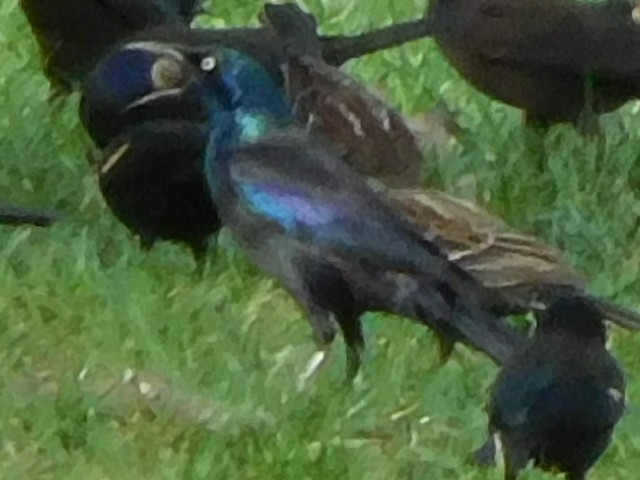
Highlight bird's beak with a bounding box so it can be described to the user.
[124,87,185,111]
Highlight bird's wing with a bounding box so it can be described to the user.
[228,131,445,274]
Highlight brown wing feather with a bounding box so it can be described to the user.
[388,188,585,312]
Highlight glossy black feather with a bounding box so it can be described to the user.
[206,119,526,374]
[97,120,219,259]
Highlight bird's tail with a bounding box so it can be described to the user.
[0,203,59,227]
[398,262,528,364]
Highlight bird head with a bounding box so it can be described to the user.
[536,296,608,344]
[198,46,292,120]
[89,41,198,110]
[186,46,293,143]
[81,40,209,146]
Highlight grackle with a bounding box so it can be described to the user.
[79,31,425,259]
[476,295,626,479]
[195,46,526,379]
[79,41,223,261]
[20,0,201,96]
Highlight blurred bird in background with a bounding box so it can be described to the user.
[19,0,202,97]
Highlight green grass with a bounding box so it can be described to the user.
[2,0,640,478]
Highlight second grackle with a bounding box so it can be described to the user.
[476,295,626,479]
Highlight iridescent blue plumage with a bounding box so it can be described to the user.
[89,49,160,107]
[239,182,339,231]
[215,48,292,123]
[198,46,525,378]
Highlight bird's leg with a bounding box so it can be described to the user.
[190,238,212,279]
[296,308,338,390]
[435,334,455,364]
[502,438,530,480]
[336,316,365,383]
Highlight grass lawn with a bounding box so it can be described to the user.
[2,0,640,478]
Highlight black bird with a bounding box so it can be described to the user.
[477,295,626,480]
[425,0,640,128]
[0,202,59,227]
[20,0,201,96]
[79,42,219,261]
[196,46,526,379]
[96,120,219,260]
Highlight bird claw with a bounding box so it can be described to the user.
[296,349,328,391]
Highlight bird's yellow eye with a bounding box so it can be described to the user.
[200,56,217,72]
[151,57,187,90]
[633,6,640,25]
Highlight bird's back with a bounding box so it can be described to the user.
[492,334,625,471]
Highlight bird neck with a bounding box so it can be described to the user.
[217,49,293,124]
[201,49,295,199]
[204,108,238,200]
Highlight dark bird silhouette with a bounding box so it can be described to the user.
[389,187,640,329]
[0,202,59,227]
[79,42,218,262]
[19,0,201,96]
[96,120,219,260]
[425,0,640,128]
[476,295,626,479]
[195,46,526,379]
